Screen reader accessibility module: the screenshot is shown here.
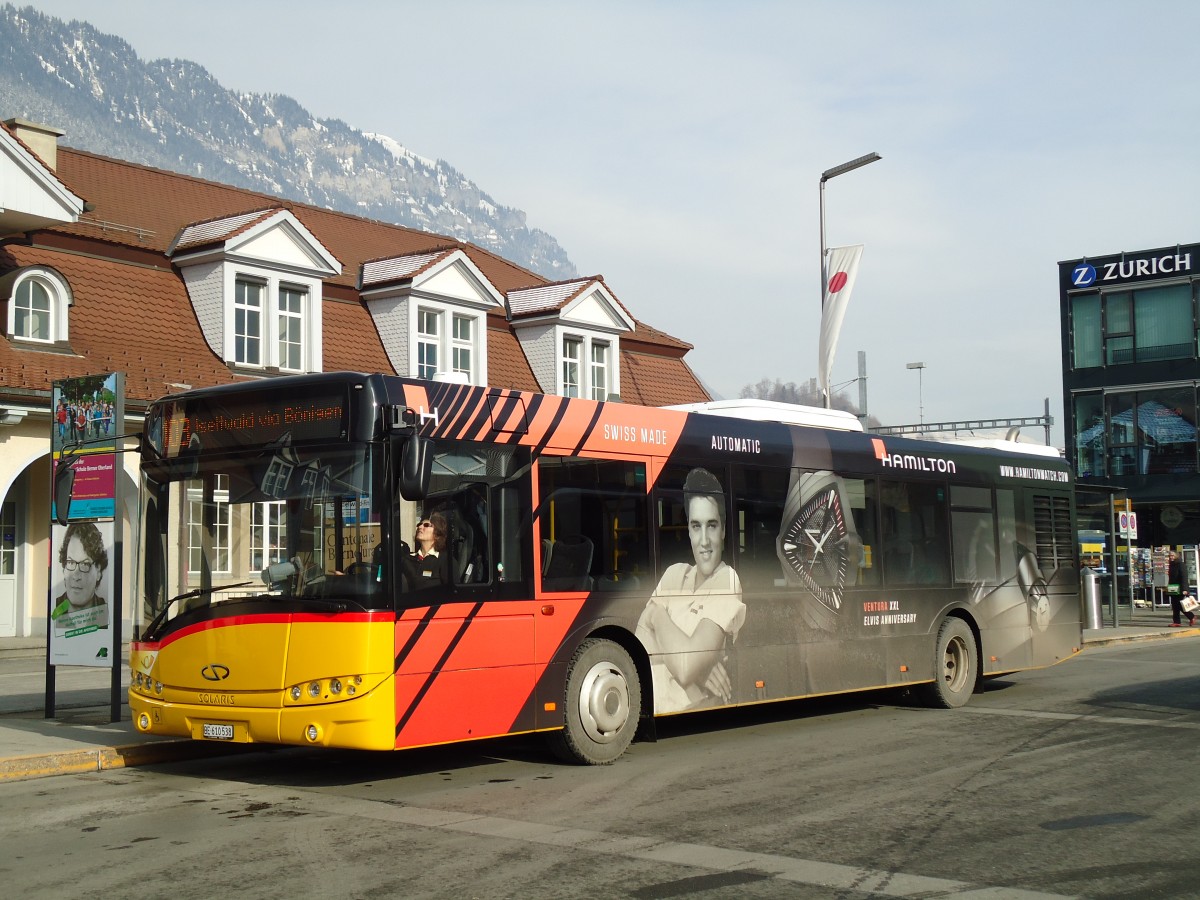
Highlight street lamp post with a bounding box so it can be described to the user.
[906,361,926,425]
[819,152,880,407]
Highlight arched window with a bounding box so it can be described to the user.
[4,267,71,344]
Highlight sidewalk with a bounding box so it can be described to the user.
[1,608,1197,782]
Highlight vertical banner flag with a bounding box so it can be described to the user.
[818,244,864,404]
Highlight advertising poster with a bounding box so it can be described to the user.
[49,520,115,665]
[51,371,124,521]
[51,453,116,521]
[51,372,122,454]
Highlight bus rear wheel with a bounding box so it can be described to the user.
[922,617,977,709]
[548,638,641,765]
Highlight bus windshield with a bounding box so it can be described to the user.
[137,441,388,629]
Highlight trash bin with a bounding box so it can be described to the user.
[1082,567,1103,629]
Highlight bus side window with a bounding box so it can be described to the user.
[494,484,524,585]
[536,457,649,592]
[844,477,880,587]
[731,466,788,591]
[951,485,997,586]
[880,480,949,585]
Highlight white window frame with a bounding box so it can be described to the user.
[417,308,441,379]
[590,340,610,401]
[234,278,264,367]
[452,314,473,378]
[277,284,306,372]
[250,501,287,574]
[186,476,231,575]
[410,302,483,384]
[558,331,618,400]
[225,267,320,373]
[562,336,582,398]
[6,267,71,344]
[0,499,16,577]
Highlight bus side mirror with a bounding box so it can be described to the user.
[53,460,76,526]
[399,435,433,501]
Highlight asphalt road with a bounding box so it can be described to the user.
[1,639,1197,899]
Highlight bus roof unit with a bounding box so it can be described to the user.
[664,399,864,432]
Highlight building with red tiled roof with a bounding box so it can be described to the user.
[0,117,709,639]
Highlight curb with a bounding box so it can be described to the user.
[1083,627,1200,648]
[0,738,259,783]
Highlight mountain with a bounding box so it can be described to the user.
[0,3,576,279]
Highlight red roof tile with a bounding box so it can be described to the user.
[1,145,708,409]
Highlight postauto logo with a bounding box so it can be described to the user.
[1072,251,1193,288]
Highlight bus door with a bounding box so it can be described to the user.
[391,446,542,748]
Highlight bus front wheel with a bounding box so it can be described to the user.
[549,638,641,765]
[922,617,977,709]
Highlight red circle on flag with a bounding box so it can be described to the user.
[828,271,849,293]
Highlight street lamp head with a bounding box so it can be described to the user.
[821,152,882,183]
[906,361,925,370]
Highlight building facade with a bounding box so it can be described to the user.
[0,117,710,639]
[1059,242,1200,546]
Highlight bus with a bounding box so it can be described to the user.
[112,372,1081,764]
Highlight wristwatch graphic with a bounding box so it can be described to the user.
[777,470,861,612]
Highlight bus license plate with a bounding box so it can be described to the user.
[202,723,234,741]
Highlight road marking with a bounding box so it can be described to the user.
[188,778,1076,898]
[964,706,1200,731]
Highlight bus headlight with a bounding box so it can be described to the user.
[329,678,342,695]
[291,685,302,701]
[307,681,321,698]
[305,724,321,742]
[155,681,163,694]
[137,713,151,731]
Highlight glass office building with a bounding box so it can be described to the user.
[1059,242,1200,546]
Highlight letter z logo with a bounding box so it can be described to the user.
[1072,263,1097,287]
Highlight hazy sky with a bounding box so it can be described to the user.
[21,1,1200,444]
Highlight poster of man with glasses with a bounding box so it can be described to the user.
[49,520,114,663]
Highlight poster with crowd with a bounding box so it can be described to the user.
[49,372,124,667]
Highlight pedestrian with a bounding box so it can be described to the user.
[1168,550,1195,627]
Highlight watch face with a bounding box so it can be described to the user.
[778,477,853,610]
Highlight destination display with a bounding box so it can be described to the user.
[148,388,348,457]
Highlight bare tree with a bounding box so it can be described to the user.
[739,377,881,428]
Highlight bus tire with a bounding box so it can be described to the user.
[922,616,977,709]
[548,638,641,765]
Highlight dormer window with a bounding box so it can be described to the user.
[416,306,477,381]
[169,209,340,376]
[561,334,611,400]
[359,248,503,385]
[3,266,72,346]
[233,277,309,371]
[509,278,633,400]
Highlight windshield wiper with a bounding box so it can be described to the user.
[169,581,255,606]
[265,595,353,613]
[142,581,256,640]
